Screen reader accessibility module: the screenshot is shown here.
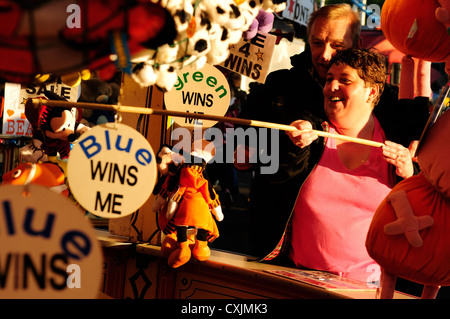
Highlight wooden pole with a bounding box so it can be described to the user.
[27,98,385,148]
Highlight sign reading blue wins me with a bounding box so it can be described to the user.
[67,123,157,218]
[0,184,102,298]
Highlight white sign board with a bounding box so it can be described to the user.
[2,81,79,136]
[164,63,230,128]
[67,122,157,218]
[221,32,276,83]
[281,0,315,27]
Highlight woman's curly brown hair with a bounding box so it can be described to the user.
[329,48,388,106]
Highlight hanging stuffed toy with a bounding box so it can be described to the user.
[20,91,89,168]
[131,0,287,91]
[152,140,223,268]
[78,77,118,126]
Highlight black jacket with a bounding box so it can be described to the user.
[238,49,430,261]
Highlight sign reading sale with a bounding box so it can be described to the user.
[2,81,79,136]
[221,32,276,83]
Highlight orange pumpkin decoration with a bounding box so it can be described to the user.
[366,109,450,296]
[381,0,450,62]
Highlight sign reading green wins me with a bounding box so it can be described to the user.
[67,123,157,218]
[164,63,230,128]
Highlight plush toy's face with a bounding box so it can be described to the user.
[2,162,64,186]
[80,79,112,103]
[155,64,179,92]
[168,0,194,36]
[2,163,35,185]
[156,146,174,175]
[156,146,184,175]
[45,108,78,141]
[132,62,157,87]
[417,110,450,198]
[187,29,210,56]
[204,0,244,30]
[2,163,68,196]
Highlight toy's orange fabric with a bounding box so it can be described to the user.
[2,162,69,197]
[381,0,450,62]
[366,173,450,286]
[158,165,219,242]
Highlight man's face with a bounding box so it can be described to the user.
[308,17,355,80]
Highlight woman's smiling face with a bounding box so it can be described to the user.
[323,62,376,129]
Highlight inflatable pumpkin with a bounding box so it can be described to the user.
[366,106,450,298]
[381,0,450,63]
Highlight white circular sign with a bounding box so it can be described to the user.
[67,122,157,218]
[0,184,102,298]
[164,63,230,128]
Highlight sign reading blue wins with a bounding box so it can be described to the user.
[67,123,157,218]
[0,184,102,298]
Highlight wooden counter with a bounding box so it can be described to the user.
[96,229,415,299]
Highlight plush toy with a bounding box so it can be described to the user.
[381,0,450,73]
[131,0,287,91]
[152,145,184,213]
[243,9,274,39]
[366,99,450,298]
[2,162,69,197]
[78,78,118,126]
[21,91,89,164]
[152,140,223,268]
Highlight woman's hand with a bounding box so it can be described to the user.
[287,120,318,148]
[382,141,415,179]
